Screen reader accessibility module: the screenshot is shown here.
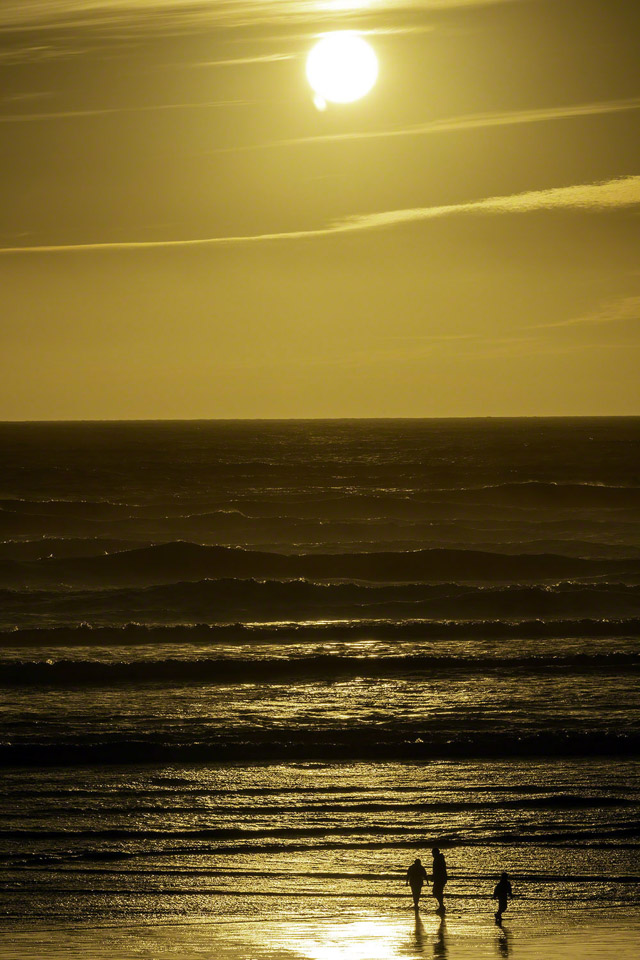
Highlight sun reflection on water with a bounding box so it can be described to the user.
[277,917,426,960]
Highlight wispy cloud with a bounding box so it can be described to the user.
[0,99,251,123]
[194,53,293,68]
[238,97,640,153]
[0,91,54,103]
[1,175,638,255]
[345,174,640,227]
[528,295,640,332]
[0,1,525,30]
[7,91,636,130]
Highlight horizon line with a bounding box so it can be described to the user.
[2,414,639,424]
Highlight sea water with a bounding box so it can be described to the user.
[0,418,639,945]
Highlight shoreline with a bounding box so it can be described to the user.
[2,913,639,960]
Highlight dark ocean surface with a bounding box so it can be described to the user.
[1,418,639,934]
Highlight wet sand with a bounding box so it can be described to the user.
[2,912,639,960]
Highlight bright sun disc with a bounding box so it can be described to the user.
[306,32,378,104]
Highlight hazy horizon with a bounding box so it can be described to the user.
[4,413,640,424]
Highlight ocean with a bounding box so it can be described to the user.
[1,418,639,957]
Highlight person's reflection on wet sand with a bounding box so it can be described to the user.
[496,923,511,957]
[413,914,426,954]
[433,917,447,958]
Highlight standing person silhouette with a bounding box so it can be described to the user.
[431,847,448,914]
[406,857,428,911]
[493,871,513,923]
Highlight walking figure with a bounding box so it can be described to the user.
[431,847,448,914]
[406,857,428,911]
[493,871,513,923]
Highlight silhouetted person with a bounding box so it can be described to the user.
[493,871,513,922]
[431,847,448,914]
[406,857,428,910]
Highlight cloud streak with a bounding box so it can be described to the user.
[195,53,293,69]
[246,97,640,153]
[7,92,637,130]
[0,0,525,30]
[1,175,638,255]
[348,174,640,227]
[527,295,640,332]
[0,99,252,123]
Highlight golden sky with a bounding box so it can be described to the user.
[1,0,639,418]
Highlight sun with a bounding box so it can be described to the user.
[306,32,378,107]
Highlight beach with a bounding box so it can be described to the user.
[3,908,640,959]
